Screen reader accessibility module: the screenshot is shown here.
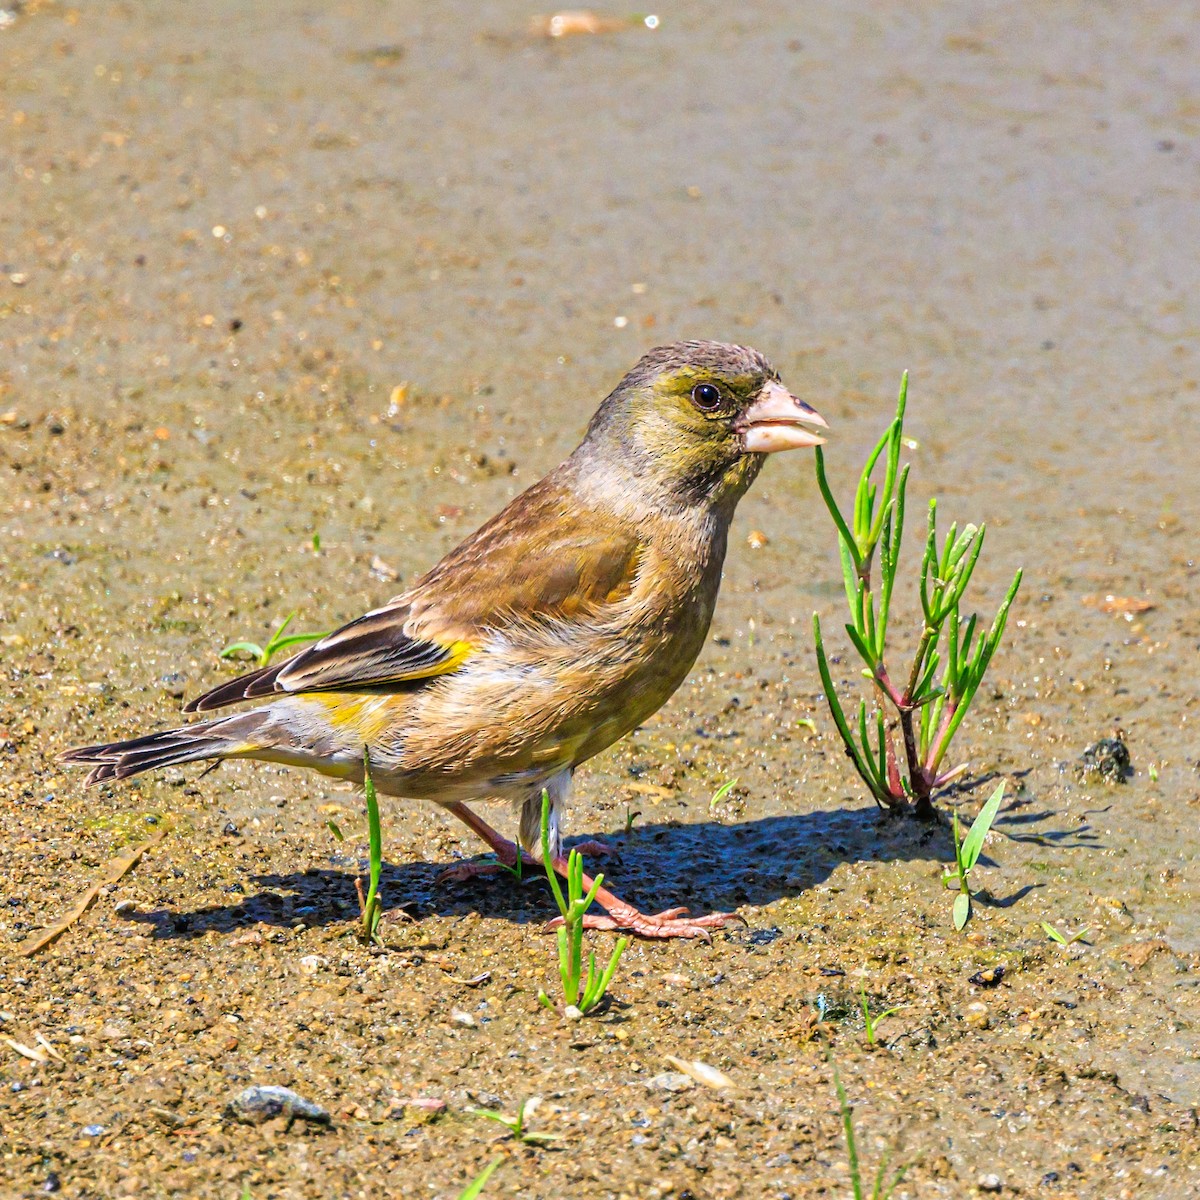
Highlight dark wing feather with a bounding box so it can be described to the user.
[185,604,464,712]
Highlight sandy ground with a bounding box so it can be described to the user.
[2,1,1199,1197]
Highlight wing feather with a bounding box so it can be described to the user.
[185,471,644,713]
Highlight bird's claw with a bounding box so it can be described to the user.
[544,905,744,942]
[436,853,537,885]
[567,838,616,858]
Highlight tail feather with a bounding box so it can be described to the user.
[61,711,271,786]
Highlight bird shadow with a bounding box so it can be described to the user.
[129,788,1103,941]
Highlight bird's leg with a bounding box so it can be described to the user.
[546,856,744,942]
[436,801,613,884]
[522,771,729,941]
[434,801,538,883]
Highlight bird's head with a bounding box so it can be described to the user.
[580,341,828,513]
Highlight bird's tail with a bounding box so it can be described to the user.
[61,710,272,786]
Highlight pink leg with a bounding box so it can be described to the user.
[438,802,739,942]
[434,802,536,883]
[547,856,743,942]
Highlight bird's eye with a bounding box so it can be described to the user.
[691,383,722,411]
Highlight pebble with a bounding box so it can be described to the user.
[646,1072,695,1093]
[113,899,138,916]
[1076,736,1130,784]
[965,1001,990,1030]
[977,1173,1003,1192]
[227,1085,330,1128]
[450,1009,477,1028]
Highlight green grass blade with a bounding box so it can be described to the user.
[359,746,384,942]
[953,890,971,930]
[814,614,887,802]
[556,925,575,1005]
[269,611,297,643]
[814,446,862,576]
[832,1063,864,1200]
[845,621,877,672]
[858,701,885,792]
[540,790,569,920]
[270,631,330,653]
[960,781,1005,872]
[456,1157,503,1200]
[219,641,265,662]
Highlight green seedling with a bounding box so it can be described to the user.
[456,1158,502,1200]
[708,778,738,812]
[355,746,384,945]
[312,532,321,552]
[1041,921,1091,946]
[942,781,1005,930]
[536,790,628,1016]
[796,717,817,734]
[833,1061,907,1199]
[466,1096,559,1146]
[326,819,344,842]
[220,610,329,668]
[624,805,641,833]
[812,374,1022,819]
[859,983,903,1047]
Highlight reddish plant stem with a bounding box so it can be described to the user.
[884,730,904,800]
[924,697,960,783]
[872,665,906,708]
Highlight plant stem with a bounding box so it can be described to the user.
[358,746,384,944]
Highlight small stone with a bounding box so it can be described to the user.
[563,1005,584,1021]
[965,1001,990,1030]
[81,1124,106,1137]
[227,1085,330,1128]
[1076,736,1131,784]
[747,529,769,549]
[298,955,327,975]
[977,1173,1003,1192]
[450,1009,477,1028]
[647,1072,695,1093]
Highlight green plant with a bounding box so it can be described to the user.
[833,1061,907,1199]
[859,983,903,1046]
[355,746,384,945]
[220,610,328,667]
[812,374,1022,818]
[466,1096,559,1146]
[1041,921,1091,946]
[942,781,1005,929]
[708,778,738,812]
[536,791,628,1016]
[456,1158,502,1200]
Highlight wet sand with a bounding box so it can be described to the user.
[1,2,1198,1196]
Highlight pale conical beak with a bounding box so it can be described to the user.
[738,379,829,454]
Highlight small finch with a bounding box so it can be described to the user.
[63,341,827,939]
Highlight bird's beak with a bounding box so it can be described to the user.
[739,380,829,454]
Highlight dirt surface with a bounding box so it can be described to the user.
[2,2,1199,1197]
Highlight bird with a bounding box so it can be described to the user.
[62,341,827,939]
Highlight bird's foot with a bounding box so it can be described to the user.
[567,838,615,858]
[547,904,745,943]
[436,847,538,885]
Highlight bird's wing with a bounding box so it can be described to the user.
[186,476,644,713]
